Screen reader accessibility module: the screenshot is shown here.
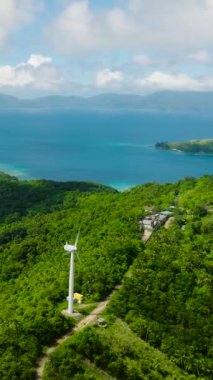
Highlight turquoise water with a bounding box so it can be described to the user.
[0,109,212,189]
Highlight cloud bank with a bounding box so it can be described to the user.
[135,72,203,91]
[0,54,63,90]
[47,0,213,56]
[1,1,213,95]
[96,69,124,88]
[0,0,42,50]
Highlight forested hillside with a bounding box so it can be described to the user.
[0,173,212,379]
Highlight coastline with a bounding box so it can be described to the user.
[0,164,29,179]
[170,148,213,155]
[155,139,213,155]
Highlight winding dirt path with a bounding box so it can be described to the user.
[35,300,109,379]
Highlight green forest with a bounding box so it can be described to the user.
[0,172,212,379]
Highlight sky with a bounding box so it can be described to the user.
[1,0,213,97]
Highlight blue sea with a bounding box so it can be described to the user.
[0,109,212,190]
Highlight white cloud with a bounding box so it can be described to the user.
[133,55,153,65]
[136,72,203,91]
[0,54,62,90]
[96,69,123,88]
[47,0,213,56]
[47,0,135,55]
[187,50,211,63]
[47,1,95,55]
[27,54,52,67]
[0,0,42,50]
[206,0,213,8]
[0,65,33,87]
[32,65,62,90]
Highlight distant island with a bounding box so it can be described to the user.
[2,90,213,111]
[155,139,213,154]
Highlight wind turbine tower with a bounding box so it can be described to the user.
[64,230,80,315]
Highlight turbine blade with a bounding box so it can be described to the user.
[76,251,82,264]
[74,228,80,247]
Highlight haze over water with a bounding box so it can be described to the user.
[0,109,212,190]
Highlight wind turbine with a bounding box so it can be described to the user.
[64,230,80,315]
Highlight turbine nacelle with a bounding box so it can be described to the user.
[64,243,77,253]
[64,230,80,254]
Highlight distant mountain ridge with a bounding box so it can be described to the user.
[1,91,213,111]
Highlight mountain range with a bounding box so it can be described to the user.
[1,91,213,112]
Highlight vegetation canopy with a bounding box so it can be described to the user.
[0,172,212,379]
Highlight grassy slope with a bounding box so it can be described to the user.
[44,319,195,380]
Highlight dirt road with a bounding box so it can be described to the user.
[164,217,175,229]
[36,300,109,379]
[142,229,153,242]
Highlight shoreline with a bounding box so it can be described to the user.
[170,148,213,155]
[155,139,213,156]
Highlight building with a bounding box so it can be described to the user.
[139,210,173,231]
